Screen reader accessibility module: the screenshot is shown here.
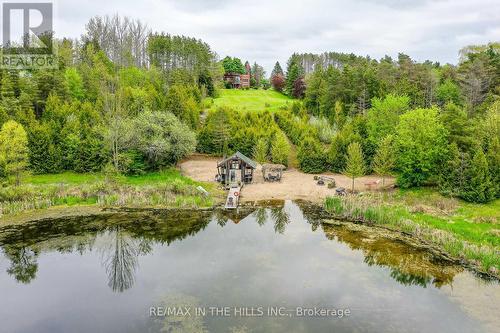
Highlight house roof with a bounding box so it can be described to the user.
[217,151,257,169]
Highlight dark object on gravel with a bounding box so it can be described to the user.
[336,187,347,196]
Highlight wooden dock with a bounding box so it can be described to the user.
[225,186,241,209]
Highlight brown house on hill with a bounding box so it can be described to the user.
[224,62,251,88]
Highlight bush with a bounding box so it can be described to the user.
[120,150,147,175]
[309,116,335,143]
[297,137,327,173]
[133,111,197,169]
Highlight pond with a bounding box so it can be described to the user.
[0,201,498,333]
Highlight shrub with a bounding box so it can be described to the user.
[309,116,335,143]
[297,137,326,173]
[133,111,196,169]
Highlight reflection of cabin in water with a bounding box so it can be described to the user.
[217,152,257,187]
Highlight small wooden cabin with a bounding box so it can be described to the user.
[217,152,257,187]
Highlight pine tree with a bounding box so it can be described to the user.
[486,136,500,198]
[253,138,268,163]
[440,103,475,151]
[297,137,326,173]
[27,124,59,174]
[372,135,396,187]
[286,63,301,96]
[343,142,366,193]
[1,71,19,116]
[438,143,464,197]
[271,132,290,166]
[461,149,494,203]
[0,120,29,185]
[271,61,284,77]
[211,108,232,157]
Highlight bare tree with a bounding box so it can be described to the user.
[83,15,150,67]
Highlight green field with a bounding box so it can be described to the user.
[206,89,292,112]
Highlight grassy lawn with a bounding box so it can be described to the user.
[1,169,223,217]
[206,89,292,112]
[26,169,207,187]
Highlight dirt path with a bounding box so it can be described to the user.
[180,155,395,203]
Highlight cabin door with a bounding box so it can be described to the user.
[229,169,241,185]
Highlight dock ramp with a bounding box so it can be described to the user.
[225,186,241,209]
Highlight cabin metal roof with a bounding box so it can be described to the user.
[217,151,257,169]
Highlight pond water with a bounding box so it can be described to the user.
[0,201,499,333]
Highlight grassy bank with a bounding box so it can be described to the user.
[324,189,500,276]
[0,170,223,218]
[206,89,292,112]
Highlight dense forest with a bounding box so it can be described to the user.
[0,14,498,204]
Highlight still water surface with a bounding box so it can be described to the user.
[0,201,498,333]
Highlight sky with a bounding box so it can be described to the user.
[50,0,500,73]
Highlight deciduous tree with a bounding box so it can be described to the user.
[0,120,29,185]
[343,142,366,193]
[372,135,396,187]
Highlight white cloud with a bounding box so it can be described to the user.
[53,0,500,73]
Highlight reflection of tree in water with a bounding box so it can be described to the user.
[270,206,290,234]
[295,201,324,232]
[324,225,461,288]
[4,246,39,284]
[101,226,142,293]
[154,293,207,333]
[213,209,228,227]
[254,208,268,226]
[0,211,211,288]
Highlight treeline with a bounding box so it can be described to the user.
[273,44,499,202]
[0,15,219,183]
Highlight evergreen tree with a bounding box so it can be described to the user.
[253,138,268,163]
[271,132,290,166]
[440,103,475,151]
[343,142,366,193]
[372,135,396,187]
[461,149,494,203]
[486,136,500,198]
[271,61,284,77]
[297,137,326,173]
[438,143,468,197]
[211,108,232,156]
[1,71,19,116]
[286,63,301,96]
[28,124,60,174]
[0,120,29,185]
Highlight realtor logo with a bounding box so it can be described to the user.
[1,2,57,69]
